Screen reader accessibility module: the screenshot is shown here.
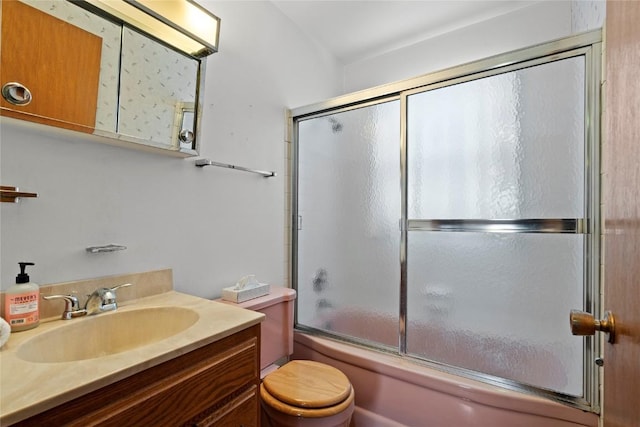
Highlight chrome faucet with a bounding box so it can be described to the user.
[42,283,133,320]
[42,294,87,320]
[85,283,133,315]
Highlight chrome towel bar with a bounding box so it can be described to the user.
[195,159,276,178]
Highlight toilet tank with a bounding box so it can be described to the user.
[217,286,296,370]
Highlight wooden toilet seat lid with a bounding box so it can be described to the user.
[262,360,352,408]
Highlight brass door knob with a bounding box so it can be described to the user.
[570,310,616,343]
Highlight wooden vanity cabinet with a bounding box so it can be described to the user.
[14,324,261,427]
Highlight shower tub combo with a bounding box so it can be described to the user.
[290,32,603,427]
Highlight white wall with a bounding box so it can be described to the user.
[341,0,605,94]
[0,0,342,297]
[342,1,573,93]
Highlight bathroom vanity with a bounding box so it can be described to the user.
[0,270,264,426]
[12,325,260,426]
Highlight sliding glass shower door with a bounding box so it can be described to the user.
[296,101,401,348]
[406,56,587,396]
[292,33,600,410]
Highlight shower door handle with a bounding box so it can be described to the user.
[569,309,616,343]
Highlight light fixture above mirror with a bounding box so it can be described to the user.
[72,0,220,58]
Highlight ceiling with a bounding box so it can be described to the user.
[271,0,540,64]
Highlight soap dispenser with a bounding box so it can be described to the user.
[4,262,40,331]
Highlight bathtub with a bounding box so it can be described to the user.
[292,331,598,427]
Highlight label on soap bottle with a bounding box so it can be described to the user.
[5,291,39,327]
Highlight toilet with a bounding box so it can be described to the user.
[218,286,355,427]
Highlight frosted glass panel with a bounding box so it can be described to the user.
[406,231,584,396]
[297,101,401,347]
[407,56,585,219]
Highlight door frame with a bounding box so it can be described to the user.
[602,1,640,425]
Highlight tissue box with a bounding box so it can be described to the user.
[221,283,270,303]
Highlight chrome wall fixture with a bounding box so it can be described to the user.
[71,0,220,58]
[86,244,127,253]
[195,159,276,178]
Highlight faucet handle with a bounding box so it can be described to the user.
[105,283,133,306]
[110,283,133,292]
[42,294,87,320]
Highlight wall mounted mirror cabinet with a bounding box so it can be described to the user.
[0,0,219,156]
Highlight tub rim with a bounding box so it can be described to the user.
[293,330,598,427]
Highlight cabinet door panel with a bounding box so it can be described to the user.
[85,338,258,426]
[1,0,101,133]
[193,386,259,427]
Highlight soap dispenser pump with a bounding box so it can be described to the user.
[4,262,40,331]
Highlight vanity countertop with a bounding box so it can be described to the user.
[0,290,264,425]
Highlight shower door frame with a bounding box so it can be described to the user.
[289,30,602,412]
